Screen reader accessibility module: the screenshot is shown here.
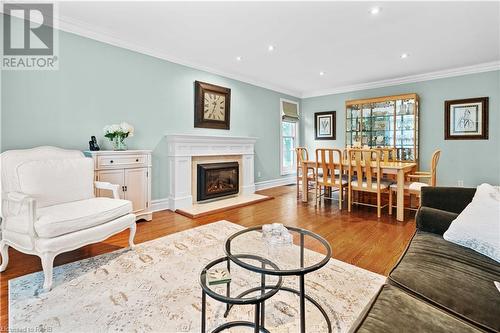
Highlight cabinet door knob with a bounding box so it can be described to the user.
[110,160,114,163]
[135,158,139,162]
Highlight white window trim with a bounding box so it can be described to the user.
[280,98,299,176]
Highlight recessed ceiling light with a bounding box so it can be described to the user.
[268,45,275,52]
[319,71,325,76]
[400,53,409,59]
[236,56,242,61]
[370,7,381,15]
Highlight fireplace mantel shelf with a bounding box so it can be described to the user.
[165,134,257,210]
[166,133,257,143]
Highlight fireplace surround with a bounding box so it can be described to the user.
[197,162,239,201]
[166,134,257,211]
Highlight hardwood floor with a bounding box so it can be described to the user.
[0,185,416,328]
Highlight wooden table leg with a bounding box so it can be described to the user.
[301,163,308,203]
[396,169,405,221]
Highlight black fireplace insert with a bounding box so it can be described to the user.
[197,162,239,201]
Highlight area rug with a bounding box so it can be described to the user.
[9,220,385,332]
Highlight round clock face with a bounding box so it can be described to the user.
[204,92,226,121]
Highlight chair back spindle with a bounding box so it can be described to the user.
[349,149,382,190]
[315,148,343,187]
[296,147,309,175]
[430,149,441,186]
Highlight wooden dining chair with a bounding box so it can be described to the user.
[374,147,397,163]
[315,148,348,209]
[347,149,393,218]
[388,149,441,214]
[296,147,316,199]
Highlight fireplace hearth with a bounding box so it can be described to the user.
[197,162,239,201]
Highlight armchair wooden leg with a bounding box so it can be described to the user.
[388,190,393,215]
[348,187,352,212]
[0,241,9,272]
[377,192,381,218]
[296,176,299,199]
[129,223,137,249]
[315,185,320,207]
[315,184,318,207]
[41,252,55,291]
[339,186,343,210]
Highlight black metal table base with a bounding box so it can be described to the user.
[223,285,332,333]
[211,321,270,333]
[202,291,270,333]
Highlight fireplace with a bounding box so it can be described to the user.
[197,162,239,201]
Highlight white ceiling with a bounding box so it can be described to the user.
[55,1,500,97]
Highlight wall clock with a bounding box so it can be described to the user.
[194,81,231,130]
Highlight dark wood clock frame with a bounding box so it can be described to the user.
[194,81,231,130]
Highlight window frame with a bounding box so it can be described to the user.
[279,98,300,176]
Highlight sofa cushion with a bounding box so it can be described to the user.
[389,231,500,332]
[35,197,132,238]
[353,285,481,333]
[17,158,95,208]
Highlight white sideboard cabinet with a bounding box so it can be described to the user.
[85,150,152,221]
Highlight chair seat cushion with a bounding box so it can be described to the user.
[389,231,500,332]
[35,197,133,238]
[353,285,481,333]
[390,181,429,191]
[317,175,348,186]
[351,178,393,190]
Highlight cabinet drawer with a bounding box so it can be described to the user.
[98,155,148,168]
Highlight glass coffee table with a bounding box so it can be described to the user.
[224,226,333,333]
[200,255,283,332]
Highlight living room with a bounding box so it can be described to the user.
[1,1,499,332]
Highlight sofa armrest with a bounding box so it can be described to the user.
[94,181,120,199]
[416,206,459,235]
[1,191,37,238]
[420,187,475,214]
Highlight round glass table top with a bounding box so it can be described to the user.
[224,225,332,276]
[200,256,282,305]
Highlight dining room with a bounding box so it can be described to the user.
[296,93,442,221]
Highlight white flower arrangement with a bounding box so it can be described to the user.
[103,122,135,140]
[103,122,134,150]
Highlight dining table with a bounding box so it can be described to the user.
[300,160,417,221]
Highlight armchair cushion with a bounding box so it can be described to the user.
[35,197,132,238]
[17,158,94,208]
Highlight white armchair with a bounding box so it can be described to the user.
[0,146,136,291]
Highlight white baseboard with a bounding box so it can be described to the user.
[150,198,170,213]
[255,176,296,191]
[151,177,295,213]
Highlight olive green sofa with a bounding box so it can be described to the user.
[352,187,500,333]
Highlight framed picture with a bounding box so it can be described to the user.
[445,97,488,140]
[314,111,336,140]
[194,81,231,130]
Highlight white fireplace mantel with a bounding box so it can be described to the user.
[166,134,257,210]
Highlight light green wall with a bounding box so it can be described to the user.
[301,70,500,187]
[2,18,499,199]
[1,25,299,200]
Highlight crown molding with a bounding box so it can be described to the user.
[51,14,302,98]
[3,10,498,100]
[301,61,500,98]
